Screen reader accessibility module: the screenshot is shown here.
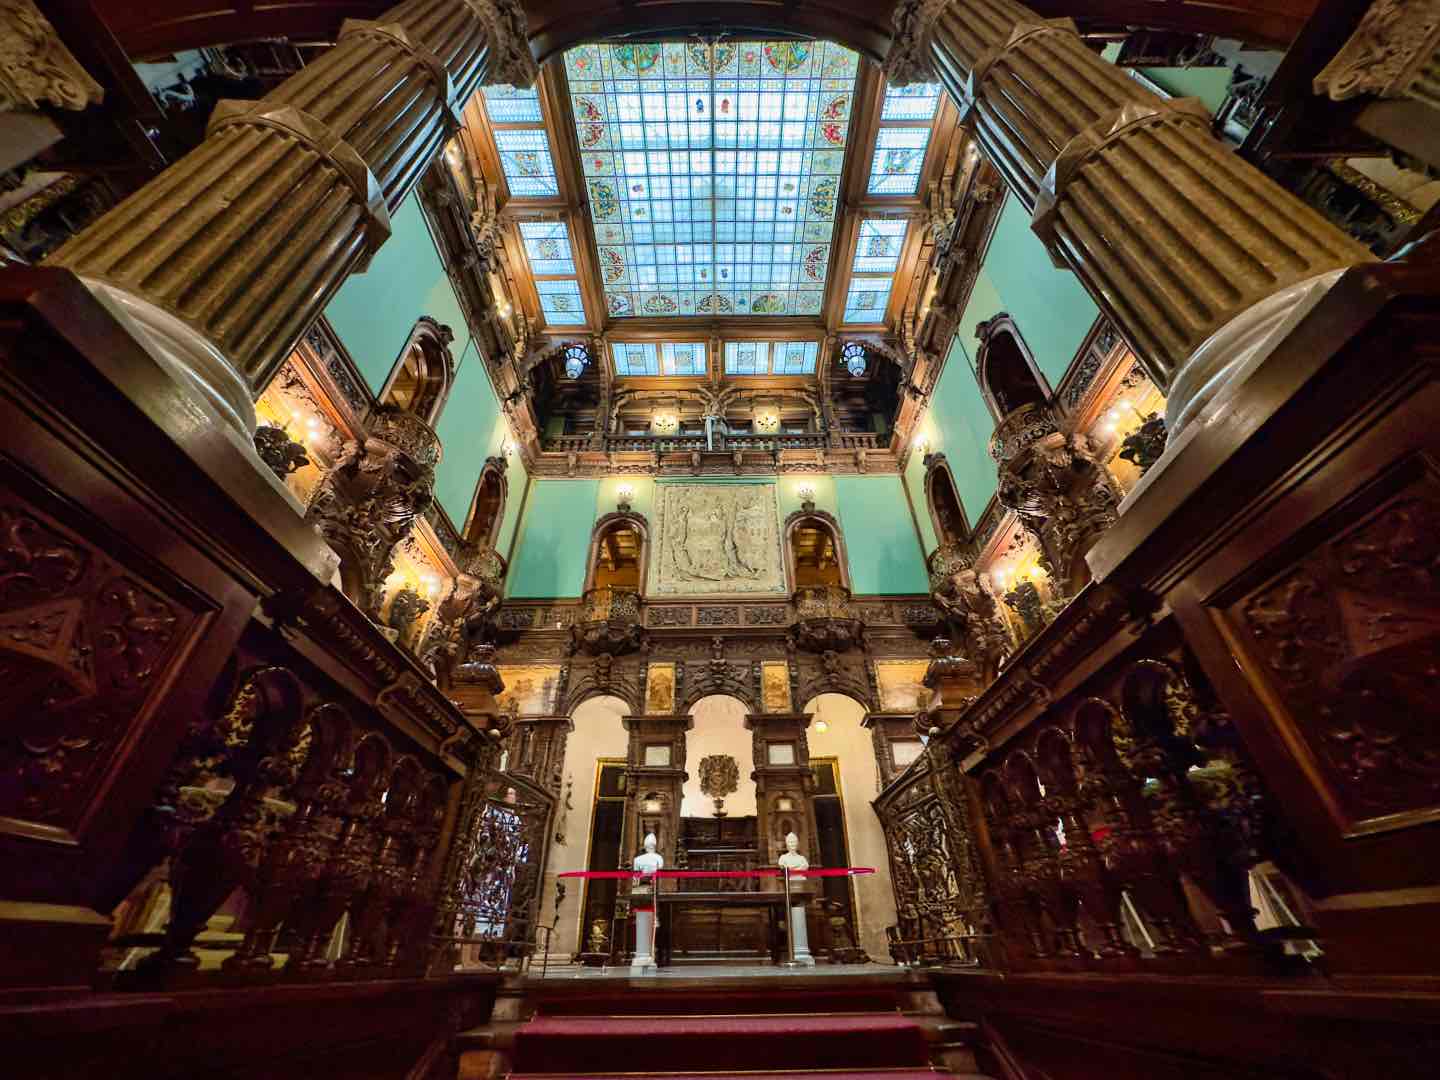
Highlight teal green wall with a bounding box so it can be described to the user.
[326,197,470,394]
[980,199,1099,386]
[507,472,927,598]
[323,194,530,553]
[833,476,929,595]
[507,480,600,598]
[1140,67,1232,114]
[902,192,1101,547]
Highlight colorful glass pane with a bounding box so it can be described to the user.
[853,218,907,273]
[879,82,941,122]
[519,221,577,275]
[842,278,892,324]
[483,84,544,123]
[866,128,930,195]
[536,279,585,324]
[494,130,559,197]
[565,39,860,317]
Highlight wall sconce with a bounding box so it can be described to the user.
[642,796,662,814]
[814,718,829,734]
[914,435,931,457]
[616,483,634,512]
[776,796,795,812]
[652,410,679,433]
[797,483,816,512]
[754,408,780,433]
[503,437,518,456]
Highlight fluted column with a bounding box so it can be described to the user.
[49,0,535,437]
[886,0,1371,433]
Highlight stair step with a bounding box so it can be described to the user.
[511,1013,929,1074]
[509,1072,947,1080]
[532,988,902,1017]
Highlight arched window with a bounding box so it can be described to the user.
[379,316,454,425]
[784,511,850,590]
[464,456,508,548]
[924,453,968,546]
[585,513,647,593]
[975,313,1050,421]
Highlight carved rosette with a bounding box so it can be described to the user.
[305,405,441,619]
[790,584,865,653]
[570,585,644,656]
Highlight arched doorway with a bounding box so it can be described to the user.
[804,692,898,962]
[378,317,454,426]
[539,693,629,959]
[976,313,1050,421]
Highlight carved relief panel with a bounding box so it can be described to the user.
[646,482,786,597]
[0,481,203,841]
[1225,478,1440,836]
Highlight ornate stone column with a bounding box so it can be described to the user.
[886,0,1370,433]
[620,714,692,875]
[47,0,535,437]
[1315,1,1440,113]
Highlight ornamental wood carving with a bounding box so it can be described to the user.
[0,490,197,835]
[1232,486,1440,832]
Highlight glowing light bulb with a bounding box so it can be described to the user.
[814,718,829,733]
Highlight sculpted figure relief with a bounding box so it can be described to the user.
[649,483,785,596]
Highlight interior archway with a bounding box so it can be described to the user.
[682,695,756,818]
[803,692,898,962]
[977,316,1049,421]
[537,693,629,959]
[465,461,508,548]
[587,516,646,592]
[926,459,968,545]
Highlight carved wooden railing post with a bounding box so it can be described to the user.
[885,0,1371,435]
[46,0,535,439]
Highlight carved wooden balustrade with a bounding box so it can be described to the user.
[790,584,865,652]
[570,585,644,655]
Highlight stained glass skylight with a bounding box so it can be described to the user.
[853,219,907,273]
[519,221,577,275]
[536,279,586,324]
[564,40,860,318]
[723,340,819,375]
[867,128,930,195]
[610,341,708,376]
[494,130,559,197]
[842,278,892,324]
[880,82,941,122]
[482,84,544,123]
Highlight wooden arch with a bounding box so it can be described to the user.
[783,507,852,591]
[378,316,455,426]
[582,510,650,594]
[922,452,969,546]
[463,455,510,548]
[974,313,1052,422]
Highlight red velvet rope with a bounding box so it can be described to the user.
[557,867,875,879]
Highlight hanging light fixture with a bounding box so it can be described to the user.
[563,342,590,379]
[841,341,867,377]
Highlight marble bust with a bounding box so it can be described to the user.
[777,831,809,878]
[633,832,663,876]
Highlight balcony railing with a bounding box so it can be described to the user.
[541,431,882,455]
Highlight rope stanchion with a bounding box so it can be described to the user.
[557,867,876,879]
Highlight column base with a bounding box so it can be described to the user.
[0,900,111,990]
[1164,268,1348,436]
[78,276,312,521]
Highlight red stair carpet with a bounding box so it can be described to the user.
[509,982,943,1080]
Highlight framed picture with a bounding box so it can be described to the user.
[644,743,673,767]
[768,742,796,766]
[495,664,563,715]
[875,660,933,712]
[645,662,676,713]
[761,660,792,712]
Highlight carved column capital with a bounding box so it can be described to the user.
[1314,0,1440,104]
[464,0,539,88]
[0,0,103,113]
[884,0,955,85]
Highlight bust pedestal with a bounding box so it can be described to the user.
[630,880,658,973]
[786,879,816,966]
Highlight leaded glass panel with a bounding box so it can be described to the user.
[611,341,659,375]
[879,82,941,122]
[867,128,930,195]
[536,279,585,324]
[519,221,577,275]
[483,84,544,123]
[842,278,892,324]
[495,130,559,197]
[565,40,859,317]
[853,219,907,273]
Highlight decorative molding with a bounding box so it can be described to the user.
[0,0,103,112]
[1314,0,1440,103]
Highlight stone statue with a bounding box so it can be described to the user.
[777,831,809,879]
[633,832,663,876]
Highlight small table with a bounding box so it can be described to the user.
[653,891,790,966]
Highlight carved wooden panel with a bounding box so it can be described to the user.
[646,483,785,597]
[0,475,205,842]
[1224,472,1440,836]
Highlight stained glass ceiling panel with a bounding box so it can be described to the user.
[483,84,544,123]
[564,39,860,318]
[519,220,577,275]
[880,82,941,122]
